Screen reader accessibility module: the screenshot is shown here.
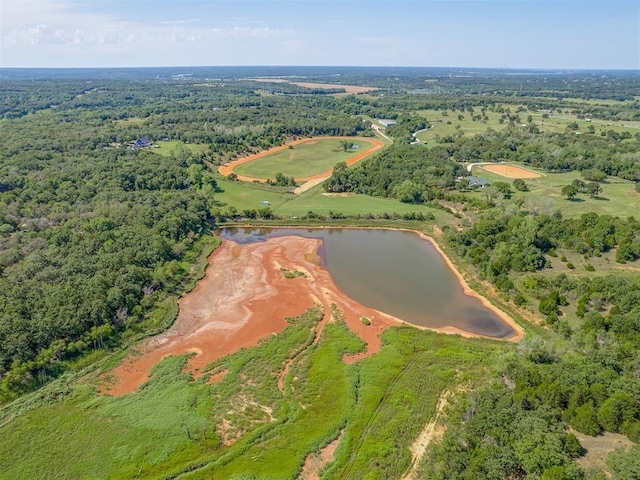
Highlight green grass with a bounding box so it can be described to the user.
[190,319,365,479]
[115,117,146,124]
[215,176,450,222]
[153,141,209,157]
[214,176,293,211]
[277,183,448,220]
[0,356,218,480]
[467,166,639,219]
[0,302,509,480]
[414,105,639,148]
[233,138,375,179]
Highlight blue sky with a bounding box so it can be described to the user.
[1,0,638,69]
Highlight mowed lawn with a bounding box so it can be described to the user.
[233,138,376,179]
[214,176,449,221]
[469,165,640,219]
[214,176,292,212]
[277,183,449,220]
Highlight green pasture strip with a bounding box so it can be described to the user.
[275,183,449,221]
[214,175,452,223]
[327,327,510,480]
[214,176,293,212]
[467,167,639,219]
[154,141,209,157]
[233,138,375,179]
[191,320,366,479]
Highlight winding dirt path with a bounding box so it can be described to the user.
[218,136,384,189]
[400,390,451,480]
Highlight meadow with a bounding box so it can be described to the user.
[232,138,377,179]
[214,175,450,222]
[153,141,209,157]
[467,165,639,219]
[0,306,508,480]
[414,105,639,148]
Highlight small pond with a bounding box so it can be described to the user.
[218,227,515,338]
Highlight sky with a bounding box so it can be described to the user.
[1,0,638,69]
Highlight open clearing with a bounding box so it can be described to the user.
[252,78,376,95]
[572,430,634,475]
[220,136,382,184]
[468,166,639,219]
[153,140,209,157]
[414,105,640,149]
[479,163,542,179]
[214,175,451,223]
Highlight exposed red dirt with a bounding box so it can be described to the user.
[480,164,541,179]
[218,136,384,186]
[99,236,398,396]
[300,430,344,480]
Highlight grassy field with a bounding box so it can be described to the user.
[414,105,639,148]
[214,176,293,212]
[215,176,450,223]
[467,165,639,219]
[233,138,375,179]
[153,141,209,157]
[0,303,509,480]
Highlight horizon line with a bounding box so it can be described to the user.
[1,65,639,72]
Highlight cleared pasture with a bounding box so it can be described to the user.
[469,166,639,219]
[213,176,448,222]
[231,138,378,180]
[153,141,209,157]
[414,105,639,148]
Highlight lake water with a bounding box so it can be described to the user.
[218,227,515,338]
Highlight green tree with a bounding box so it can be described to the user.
[597,393,639,433]
[585,182,601,198]
[581,169,607,182]
[513,178,528,191]
[561,184,578,200]
[340,140,353,152]
[393,180,423,204]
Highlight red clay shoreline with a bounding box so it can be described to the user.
[228,224,525,342]
[98,225,524,396]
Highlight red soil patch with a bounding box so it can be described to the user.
[252,79,376,95]
[218,136,384,186]
[99,236,398,396]
[480,164,541,179]
[300,430,344,480]
[289,82,376,95]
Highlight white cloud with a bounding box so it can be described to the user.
[0,0,298,66]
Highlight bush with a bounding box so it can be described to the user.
[566,263,575,269]
[361,317,371,326]
[585,264,595,272]
[513,178,529,192]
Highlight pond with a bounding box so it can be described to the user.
[218,227,516,339]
